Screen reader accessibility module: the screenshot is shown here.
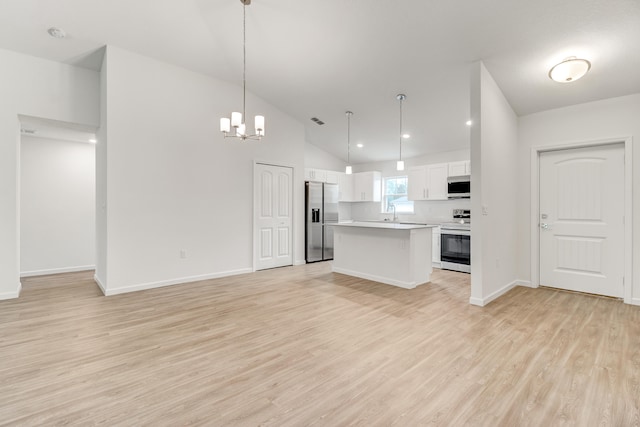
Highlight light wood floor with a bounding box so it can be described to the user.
[1,264,639,426]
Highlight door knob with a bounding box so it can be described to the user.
[540,223,550,229]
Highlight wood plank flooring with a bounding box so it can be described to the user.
[1,264,639,426]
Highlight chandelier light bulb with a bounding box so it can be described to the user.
[220,118,231,133]
[255,115,265,132]
[231,112,242,128]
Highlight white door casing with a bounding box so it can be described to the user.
[254,163,293,270]
[539,143,625,297]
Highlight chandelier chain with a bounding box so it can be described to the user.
[243,2,247,121]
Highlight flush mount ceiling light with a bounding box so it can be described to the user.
[47,27,66,39]
[396,94,407,171]
[548,57,591,83]
[345,111,353,175]
[356,143,364,148]
[220,0,264,140]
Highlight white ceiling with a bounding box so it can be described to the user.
[1,0,639,163]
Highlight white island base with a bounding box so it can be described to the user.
[332,222,435,289]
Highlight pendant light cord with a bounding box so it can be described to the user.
[399,97,403,161]
[347,112,351,164]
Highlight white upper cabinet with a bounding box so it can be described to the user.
[353,171,381,202]
[304,168,327,182]
[408,166,428,200]
[408,163,448,201]
[448,160,471,177]
[325,170,339,184]
[426,163,449,200]
[337,172,354,202]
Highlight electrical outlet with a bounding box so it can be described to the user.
[180,249,187,259]
[482,205,489,216]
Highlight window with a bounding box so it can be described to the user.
[382,176,414,214]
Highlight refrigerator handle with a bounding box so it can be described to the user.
[312,208,320,223]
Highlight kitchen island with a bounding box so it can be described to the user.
[332,221,436,289]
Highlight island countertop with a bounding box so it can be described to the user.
[335,221,438,230]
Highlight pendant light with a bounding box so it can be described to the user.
[396,94,406,171]
[345,111,353,175]
[220,0,264,140]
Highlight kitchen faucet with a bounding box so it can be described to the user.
[391,204,398,222]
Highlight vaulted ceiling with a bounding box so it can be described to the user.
[1,0,639,163]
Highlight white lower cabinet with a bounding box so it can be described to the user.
[432,226,441,267]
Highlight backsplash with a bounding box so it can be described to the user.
[342,198,471,224]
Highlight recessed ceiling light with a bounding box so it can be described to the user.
[465,120,472,126]
[356,143,364,148]
[548,57,591,83]
[402,134,410,139]
[89,138,97,143]
[47,27,66,39]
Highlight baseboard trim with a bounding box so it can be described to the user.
[21,265,95,278]
[294,260,306,266]
[0,283,22,300]
[469,280,519,307]
[102,268,253,296]
[630,298,640,307]
[332,266,425,289]
[517,280,535,288]
[94,274,107,296]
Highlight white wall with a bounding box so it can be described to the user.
[518,93,640,304]
[0,48,99,299]
[469,62,519,306]
[98,46,306,295]
[20,136,95,276]
[305,142,347,171]
[350,149,471,223]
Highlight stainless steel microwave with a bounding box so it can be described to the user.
[447,175,470,199]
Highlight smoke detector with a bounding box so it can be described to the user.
[47,27,66,39]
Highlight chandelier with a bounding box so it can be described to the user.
[220,0,264,140]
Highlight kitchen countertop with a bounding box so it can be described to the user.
[335,221,438,230]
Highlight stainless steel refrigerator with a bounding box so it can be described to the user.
[305,181,339,262]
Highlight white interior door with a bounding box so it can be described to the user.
[255,163,293,270]
[539,144,625,297]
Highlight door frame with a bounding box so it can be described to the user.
[252,160,296,272]
[530,137,633,303]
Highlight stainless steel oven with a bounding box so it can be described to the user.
[440,209,471,273]
[440,227,470,273]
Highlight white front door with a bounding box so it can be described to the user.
[539,144,625,297]
[254,163,293,270]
